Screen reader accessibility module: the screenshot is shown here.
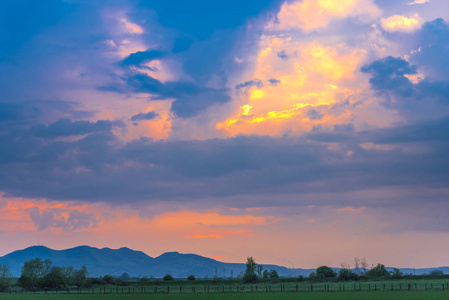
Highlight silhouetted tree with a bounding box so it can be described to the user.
[366,264,389,278]
[430,270,444,276]
[243,257,259,283]
[338,268,358,281]
[0,263,13,292]
[102,275,114,284]
[316,266,336,278]
[163,274,174,281]
[391,268,403,279]
[18,258,52,288]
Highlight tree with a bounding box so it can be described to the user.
[391,268,403,279]
[338,268,358,281]
[72,266,88,287]
[38,273,64,289]
[0,263,13,292]
[269,269,279,279]
[243,257,259,283]
[187,275,195,281]
[360,258,369,275]
[430,270,444,276]
[354,257,368,276]
[316,266,336,278]
[102,274,114,284]
[163,274,174,281]
[18,258,53,288]
[366,264,389,278]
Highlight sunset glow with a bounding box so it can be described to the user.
[1,0,449,270]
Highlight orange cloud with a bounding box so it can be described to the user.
[217,37,367,136]
[125,100,173,140]
[150,210,276,231]
[189,230,253,239]
[337,206,366,212]
[0,195,97,233]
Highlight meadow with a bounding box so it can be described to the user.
[2,280,449,299]
[1,291,449,300]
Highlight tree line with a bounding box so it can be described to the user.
[242,256,448,283]
[0,256,447,292]
[0,258,88,291]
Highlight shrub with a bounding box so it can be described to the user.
[316,266,337,278]
[338,268,358,281]
[102,275,115,284]
[187,275,195,281]
[163,274,174,281]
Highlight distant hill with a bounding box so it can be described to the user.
[0,246,446,278]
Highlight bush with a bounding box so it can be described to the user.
[366,264,389,278]
[187,275,195,281]
[316,266,337,278]
[102,275,115,284]
[163,274,174,281]
[430,270,444,276]
[338,268,358,281]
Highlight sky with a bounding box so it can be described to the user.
[1,0,449,270]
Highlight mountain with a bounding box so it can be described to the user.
[0,246,446,278]
[0,246,153,277]
[0,246,313,278]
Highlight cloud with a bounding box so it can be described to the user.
[235,79,263,89]
[120,50,165,67]
[270,0,381,31]
[411,19,449,81]
[361,54,449,121]
[217,35,368,136]
[29,207,98,232]
[408,0,430,5]
[360,56,417,95]
[31,118,121,138]
[120,18,143,34]
[130,111,160,121]
[1,119,449,211]
[123,73,231,118]
[381,14,423,32]
[307,109,324,120]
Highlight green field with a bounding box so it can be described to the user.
[1,292,449,300]
[2,279,448,299]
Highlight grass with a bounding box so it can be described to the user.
[1,291,449,300]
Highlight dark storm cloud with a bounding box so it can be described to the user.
[361,54,449,118]
[123,73,231,118]
[412,18,449,81]
[120,50,165,67]
[307,109,323,120]
[361,56,417,96]
[1,117,449,208]
[31,118,121,138]
[277,50,289,60]
[130,111,159,121]
[132,0,283,40]
[235,79,263,89]
[268,78,281,86]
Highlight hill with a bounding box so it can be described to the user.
[0,246,446,278]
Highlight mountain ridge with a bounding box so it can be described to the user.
[0,245,446,278]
